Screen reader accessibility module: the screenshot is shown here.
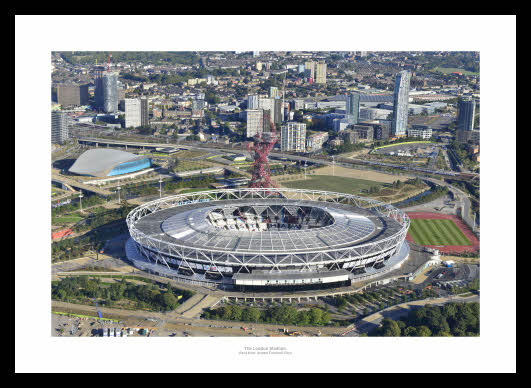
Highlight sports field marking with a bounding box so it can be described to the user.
[429,220,454,245]
[424,220,449,245]
[408,219,471,246]
[409,221,430,245]
[443,220,471,245]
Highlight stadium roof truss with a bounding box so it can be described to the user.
[127,188,410,276]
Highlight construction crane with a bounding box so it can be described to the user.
[107,53,112,72]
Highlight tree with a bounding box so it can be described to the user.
[380,318,401,337]
[309,308,324,325]
[416,325,432,337]
[246,307,261,323]
[230,306,243,321]
[161,292,179,311]
[221,305,233,320]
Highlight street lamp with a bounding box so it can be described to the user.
[78,191,84,212]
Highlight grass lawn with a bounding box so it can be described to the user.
[282,175,385,194]
[409,219,471,246]
[53,214,85,224]
[173,160,212,173]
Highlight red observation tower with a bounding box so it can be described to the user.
[246,118,278,189]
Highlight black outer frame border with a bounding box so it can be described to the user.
[12,9,518,15]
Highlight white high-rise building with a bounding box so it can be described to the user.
[304,61,315,79]
[125,98,142,128]
[259,97,275,123]
[281,122,307,152]
[315,62,327,84]
[391,70,411,136]
[248,95,260,109]
[408,127,432,139]
[246,109,264,138]
[51,111,71,144]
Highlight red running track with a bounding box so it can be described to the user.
[405,212,479,254]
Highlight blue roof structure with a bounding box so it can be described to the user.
[69,148,152,177]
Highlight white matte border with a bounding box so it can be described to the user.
[15,14,516,373]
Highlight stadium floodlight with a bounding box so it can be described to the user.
[159,175,163,198]
[78,191,84,212]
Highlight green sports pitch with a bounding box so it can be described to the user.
[408,219,471,246]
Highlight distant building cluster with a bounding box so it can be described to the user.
[50,51,479,161]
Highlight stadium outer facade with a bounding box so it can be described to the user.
[126,188,410,291]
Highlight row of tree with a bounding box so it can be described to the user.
[202,304,332,326]
[52,193,109,217]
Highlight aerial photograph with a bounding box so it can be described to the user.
[15,13,516,374]
[50,50,481,338]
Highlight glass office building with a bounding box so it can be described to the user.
[391,70,411,136]
[346,92,360,124]
[102,72,118,113]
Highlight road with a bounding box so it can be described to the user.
[52,171,113,196]
[76,136,478,182]
[423,176,475,230]
[51,299,345,337]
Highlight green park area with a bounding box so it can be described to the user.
[282,175,385,194]
[408,219,471,246]
[372,141,436,152]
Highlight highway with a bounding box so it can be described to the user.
[73,136,478,230]
[76,136,478,181]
